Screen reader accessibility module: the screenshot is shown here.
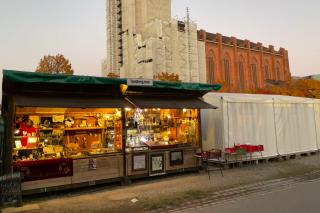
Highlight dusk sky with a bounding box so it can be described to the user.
[0,0,319,80]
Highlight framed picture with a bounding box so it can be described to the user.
[150,153,165,176]
[132,153,147,171]
[170,150,184,166]
[88,158,97,170]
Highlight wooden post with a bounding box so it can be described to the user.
[198,109,202,152]
[121,108,132,185]
[3,95,15,174]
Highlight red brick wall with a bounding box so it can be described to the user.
[199,30,291,91]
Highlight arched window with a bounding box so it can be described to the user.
[223,54,231,86]
[250,58,258,88]
[264,59,270,80]
[276,62,282,80]
[238,55,245,91]
[206,51,215,84]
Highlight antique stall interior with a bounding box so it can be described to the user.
[13,107,123,161]
[125,108,199,150]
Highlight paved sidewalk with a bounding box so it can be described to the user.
[2,155,320,213]
[184,172,320,213]
[2,204,40,213]
[153,171,320,213]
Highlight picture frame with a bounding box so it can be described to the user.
[88,158,97,170]
[170,150,184,166]
[150,153,165,176]
[40,116,52,128]
[132,153,147,171]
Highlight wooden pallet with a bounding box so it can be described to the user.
[279,151,318,160]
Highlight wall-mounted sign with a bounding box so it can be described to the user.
[127,79,153,87]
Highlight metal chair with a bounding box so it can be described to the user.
[206,149,225,179]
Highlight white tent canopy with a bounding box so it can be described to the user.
[202,93,320,159]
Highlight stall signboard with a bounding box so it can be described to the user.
[127,79,153,87]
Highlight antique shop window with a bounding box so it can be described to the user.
[125,109,199,150]
[13,107,123,161]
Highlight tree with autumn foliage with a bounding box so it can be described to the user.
[107,72,120,78]
[255,79,320,99]
[215,80,253,93]
[154,72,181,82]
[36,54,74,75]
[215,80,233,93]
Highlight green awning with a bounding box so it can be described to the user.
[2,70,221,94]
[3,70,127,86]
[151,80,221,92]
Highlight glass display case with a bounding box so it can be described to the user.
[13,107,123,161]
[125,108,199,150]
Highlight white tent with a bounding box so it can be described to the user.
[313,99,320,150]
[201,93,319,159]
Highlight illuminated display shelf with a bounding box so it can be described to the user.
[38,127,106,131]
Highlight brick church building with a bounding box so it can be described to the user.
[103,0,291,92]
[198,30,291,91]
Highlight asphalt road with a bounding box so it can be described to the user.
[197,179,320,213]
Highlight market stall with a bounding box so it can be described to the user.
[1,70,132,194]
[122,81,219,177]
[1,70,220,194]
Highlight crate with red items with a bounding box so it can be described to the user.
[243,145,256,153]
[224,147,236,154]
[225,145,264,154]
[255,145,264,152]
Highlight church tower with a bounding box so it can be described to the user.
[103,0,204,83]
[105,0,122,76]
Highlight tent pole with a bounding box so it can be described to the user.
[272,98,280,156]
